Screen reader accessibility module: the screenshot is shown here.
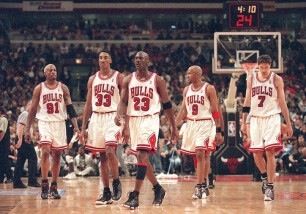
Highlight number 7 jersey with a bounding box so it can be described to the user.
[250,72,281,117]
[36,82,67,122]
[127,72,161,116]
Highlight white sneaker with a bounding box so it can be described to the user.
[64,173,77,180]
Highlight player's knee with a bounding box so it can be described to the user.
[100,152,107,163]
[137,150,148,163]
[195,150,204,160]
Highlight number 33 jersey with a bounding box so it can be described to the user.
[91,71,120,113]
[36,82,67,122]
[250,72,281,117]
[127,72,161,117]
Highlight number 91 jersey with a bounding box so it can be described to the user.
[92,71,120,113]
[127,72,161,117]
[185,83,212,120]
[36,82,67,122]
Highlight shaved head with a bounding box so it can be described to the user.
[188,65,202,77]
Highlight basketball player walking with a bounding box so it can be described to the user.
[115,51,178,209]
[176,65,223,200]
[241,55,293,201]
[80,51,123,205]
[25,64,79,199]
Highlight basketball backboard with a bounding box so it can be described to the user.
[213,32,282,74]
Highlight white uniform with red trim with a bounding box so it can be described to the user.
[86,70,121,152]
[36,82,67,150]
[127,72,160,153]
[181,83,215,155]
[249,71,282,152]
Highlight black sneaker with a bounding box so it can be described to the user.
[262,179,268,194]
[201,185,209,199]
[192,184,202,199]
[41,181,49,200]
[152,185,166,206]
[96,188,113,205]
[13,182,27,189]
[28,181,41,188]
[264,185,274,201]
[123,191,139,210]
[208,173,215,189]
[49,182,61,199]
[112,179,122,201]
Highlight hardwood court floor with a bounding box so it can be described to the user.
[0,175,305,214]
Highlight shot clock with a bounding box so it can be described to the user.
[227,2,262,30]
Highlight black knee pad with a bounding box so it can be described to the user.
[136,164,147,180]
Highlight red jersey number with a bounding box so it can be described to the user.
[133,97,150,111]
[46,102,59,114]
[191,104,198,115]
[258,95,266,107]
[95,94,111,107]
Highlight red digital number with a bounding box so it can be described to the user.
[133,97,150,111]
[95,94,111,107]
[46,102,59,114]
[236,15,253,27]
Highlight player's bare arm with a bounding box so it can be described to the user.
[80,75,95,143]
[117,72,124,94]
[115,74,132,143]
[156,75,178,143]
[274,74,293,137]
[175,86,188,126]
[241,72,253,135]
[116,74,132,124]
[62,83,79,133]
[207,84,223,144]
[25,84,41,140]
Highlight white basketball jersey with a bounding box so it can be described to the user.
[91,70,120,113]
[250,72,281,117]
[127,72,161,116]
[36,82,67,122]
[185,83,212,120]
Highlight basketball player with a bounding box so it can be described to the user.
[115,51,178,209]
[241,55,293,201]
[80,51,123,205]
[25,64,79,199]
[176,65,223,200]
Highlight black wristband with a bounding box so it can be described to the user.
[216,127,222,133]
[162,101,172,110]
[242,107,250,113]
[67,104,78,118]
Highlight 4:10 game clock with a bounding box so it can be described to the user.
[227,1,262,30]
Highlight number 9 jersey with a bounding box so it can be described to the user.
[36,82,67,122]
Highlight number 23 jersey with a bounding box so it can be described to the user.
[36,82,67,122]
[127,72,161,117]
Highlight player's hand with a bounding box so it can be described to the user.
[285,124,293,138]
[240,123,247,136]
[215,132,223,146]
[79,130,87,145]
[121,125,130,145]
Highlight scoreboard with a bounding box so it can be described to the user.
[227,1,262,30]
